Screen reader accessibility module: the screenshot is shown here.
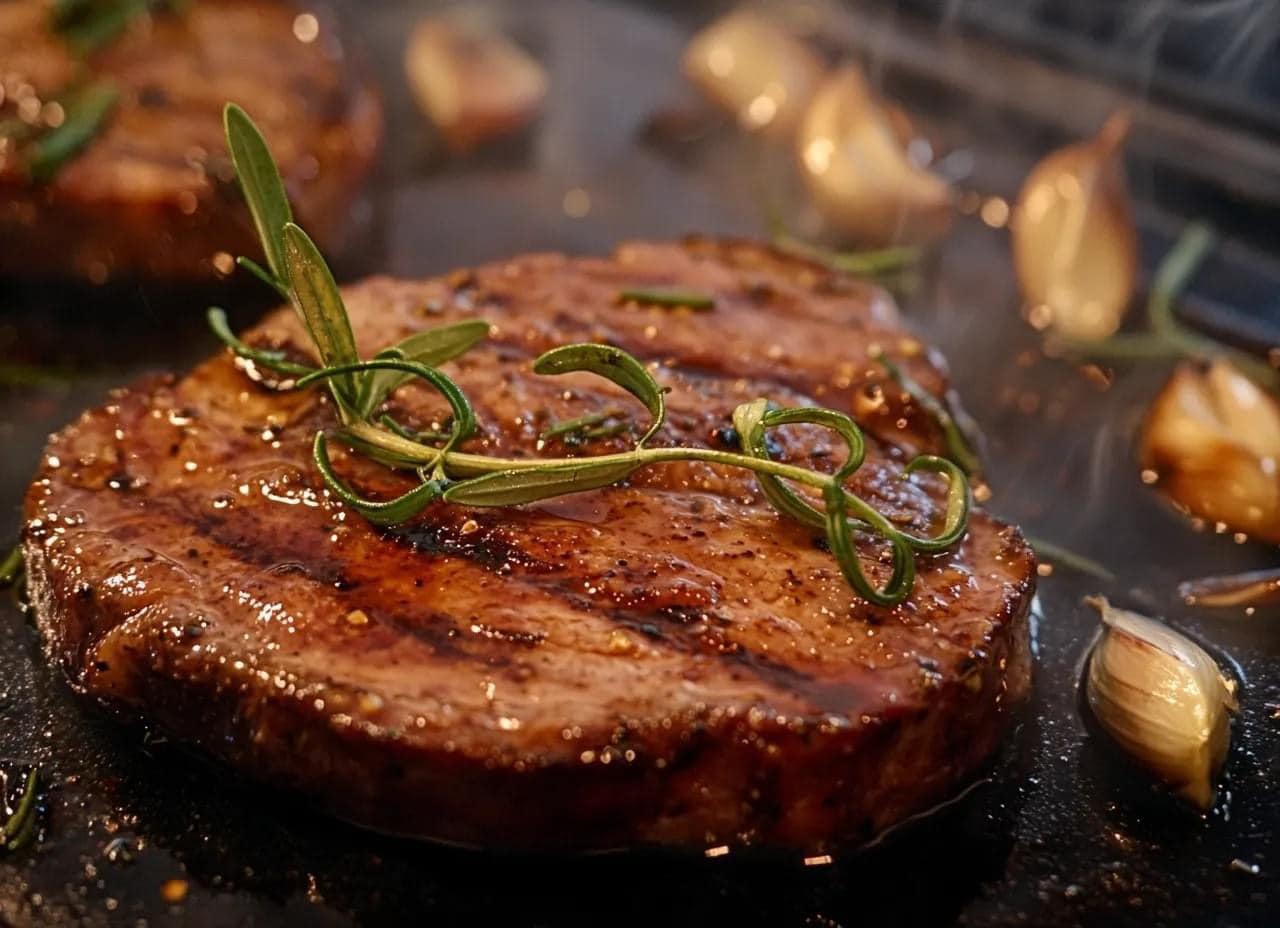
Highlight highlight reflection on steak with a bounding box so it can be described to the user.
[22,239,1035,851]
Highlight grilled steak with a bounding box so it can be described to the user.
[0,0,380,281]
[23,240,1035,852]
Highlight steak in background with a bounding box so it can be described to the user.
[0,0,381,281]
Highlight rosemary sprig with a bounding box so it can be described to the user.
[2,767,39,854]
[0,547,23,587]
[1026,536,1115,582]
[210,104,972,606]
[1055,223,1280,392]
[56,0,148,53]
[618,288,715,310]
[772,233,921,279]
[541,408,627,442]
[872,349,983,475]
[52,0,186,54]
[26,81,119,183]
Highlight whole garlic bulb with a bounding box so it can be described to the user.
[1085,596,1237,809]
[1011,112,1138,340]
[1141,359,1280,543]
[795,66,953,247]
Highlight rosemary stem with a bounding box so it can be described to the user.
[1147,222,1215,339]
[425,446,838,490]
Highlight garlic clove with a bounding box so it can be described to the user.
[1179,568,1280,607]
[1012,111,1139,340]
[681,10,826,135]
[404,14,548,155]
[1141,360,1280,543]
[795,66,953,246]
[1085,596,1237,809]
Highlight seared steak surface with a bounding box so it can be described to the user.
[24,240,1034,851]
[0,0,380,280]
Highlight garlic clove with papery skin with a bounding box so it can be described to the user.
[682,10,826,135]
[404,13,548,155]
[1012,111,1139,340]
[796,66,953,247]
[1141,359,1280,543]
[1085,596,1237,810]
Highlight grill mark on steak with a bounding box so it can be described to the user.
[187,488,848,701]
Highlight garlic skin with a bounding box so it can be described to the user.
[404,14,548,154]
[1012,112,1138,340]
[796,66,953,246]
[1085,596,1237,809]
[1179,568,1280,607]
[1141,360,1280,543]
[682,10,826,135]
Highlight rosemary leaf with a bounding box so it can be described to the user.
[236,257,288,299]
[207,307,315,376]
[618,288,715,310]
[541,407,625,441]
[1,767,38,849]
[1027,536,1115,582]
[823,484,915,607]
[444,458,642,507]
[874,349,982,475]
[581,422,632,441]
[1148,222,1215,339]
[533,344,667,447]
[773,234,920,278]
[282,223,361,411]
[58,0,149,54]
[359,319,491,418]
[51,0,94,29]
[733,400,866,531]
[378,414,449,445]
[297,358,476,459]
[224,103,294,284]
[28,82,119,183]
[313,433,444,525]
[0,548,23,587]
[900,455,971,551]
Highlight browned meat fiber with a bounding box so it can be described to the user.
[0,0,380,281]
[23,240,1035,852]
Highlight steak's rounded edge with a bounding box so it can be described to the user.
[22,240,1035,852]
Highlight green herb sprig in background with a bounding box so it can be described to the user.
[1,767,39,854]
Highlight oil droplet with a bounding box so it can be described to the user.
[1025,303,1054,331]
[979,196,1010,228]
[562,188,591,218]
[292,13,320,43]
[608,630,636,654]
